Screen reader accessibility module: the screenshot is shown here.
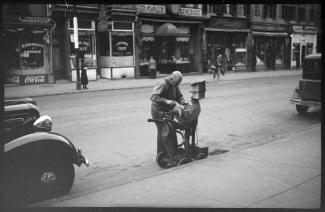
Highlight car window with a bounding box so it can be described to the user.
[304,59,321,73]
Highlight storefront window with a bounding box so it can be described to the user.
[140,39,155,62]
[235,50,247,65]
[69,30,96,68]
[255,38,266,65]
[111,32,133,56]
[3,29,46,72]
[306,43,313,55]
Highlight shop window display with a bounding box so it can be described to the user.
[306,43,313,56]
[3,29,46,72]
[69,30,96,69]
[255,38,265,65]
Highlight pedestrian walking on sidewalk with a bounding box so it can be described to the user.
[150,71,186,158]
[81,57,88,89]
[148,56,157,79]
[212,53,223,80]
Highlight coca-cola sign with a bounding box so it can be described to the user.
[21,75,48,84]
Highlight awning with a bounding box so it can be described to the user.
[176,37,190,42]
[142,37,155,42]
[252,31,288,37]
[139,17,203,25]
[205,28,250,33]
[156,23,179,35]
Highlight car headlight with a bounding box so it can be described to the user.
[33,115,52,131]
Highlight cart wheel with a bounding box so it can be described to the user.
[177,158,192,166]
[156,152,169,168]
[196,153,207,160]
[296,105,308,114]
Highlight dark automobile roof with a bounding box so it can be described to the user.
[305,53,321,60]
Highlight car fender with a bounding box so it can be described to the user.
[4,132,80,165]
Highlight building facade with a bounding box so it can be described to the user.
[204,4,251,72]
[3,4,54,84]
[283,4,320,69]
[97,5,137,79]
[48,4,99,82]
[249,4,290,71]
[135,4,208,77]
[3,4,321,84]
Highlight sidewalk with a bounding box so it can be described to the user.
[35,124,321,208]
[5,69,301,98]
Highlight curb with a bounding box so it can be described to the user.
[6,71,301,98]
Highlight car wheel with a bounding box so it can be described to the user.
[296,105,308,114]
[3,153,75,206]
[156,152,169,168]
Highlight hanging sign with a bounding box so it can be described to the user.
[19,16,51,24]
[178,8,202,17]
[137,4,166,14]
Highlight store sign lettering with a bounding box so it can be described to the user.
[178,8,202,16]
[112,35,133,56]
[79,40,90,52]
[19,16,51,24]
[21,42,44,68]
[6,75,47,84]
[137,4,166,14]
[252,25,287,32]
[292,25,318,33]
[21,75,47,84]
[212,18,248,29]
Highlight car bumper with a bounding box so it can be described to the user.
[290,97,321,107]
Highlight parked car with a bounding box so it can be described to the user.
[2,98,89,206]
[290,53,321,114]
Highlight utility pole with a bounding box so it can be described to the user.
[73,5,81,90]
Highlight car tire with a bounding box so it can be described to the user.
[296,105,308,114]
[7,153,75,205]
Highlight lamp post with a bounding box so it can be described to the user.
[73,5,81,90]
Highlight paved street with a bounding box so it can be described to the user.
[22,72,321,207]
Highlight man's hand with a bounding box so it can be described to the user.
[180,101,187,106]
[166,100,176,107]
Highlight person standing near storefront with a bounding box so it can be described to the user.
[212,53,223,80]
[148,56,157,79]
[80,56,88,89]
